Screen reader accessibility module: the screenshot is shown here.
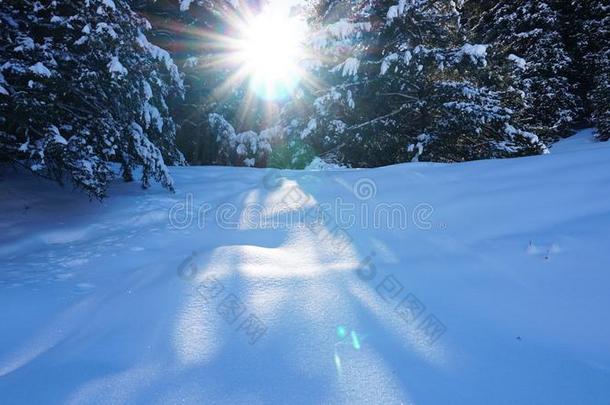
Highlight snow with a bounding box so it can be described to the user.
[305,157,345,170]
[508,54,527,69]
[0,81,8,95]
[13,36,35,52]
[505,123,549,154]
[387,5,401,22]
[324,19,371,41]
[102,0,116,10]
[209,113,236,142]
[48,125,67,145]
[403,49,412,65]
[459,43,488,65]
[136,31,184,89]
[95,22,118,39]
[236,142,248,156]
[144,103,163,132]
[129,122,174,189]
[74,35,88,46]
[28,62,51,77]
[107,56,127,76]
[300,118,317,139]
[387,0,408,24]
[1,130,610,403]
[549,128,600,154]
[236,131,259,154]
[327,19,359,40]
[180,0,193,11]
[183,57,198,68]
[142,81,153,100]
[381,53,399,75]
[332,57,360,77]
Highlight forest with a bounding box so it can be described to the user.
[1,0,608,197]
[2,2,610,403]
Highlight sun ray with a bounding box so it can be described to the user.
[173,1,324,133]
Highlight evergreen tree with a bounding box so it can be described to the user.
[569,0,610,141]
[0,0,184,198]
[134,0,233,165]
[133,0,273,165]
[464,0,582,142]
[285,0,547,167]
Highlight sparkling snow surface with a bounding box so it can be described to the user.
[1,130,610,404]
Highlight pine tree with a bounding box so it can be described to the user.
[209,113,275,167]
[133,0,272,165]
[277,0,386,167]
[132,0,226,165]
[569,0,610,141]
[464,0,582,142]
[0,0,185,198]
[286,0,547,167]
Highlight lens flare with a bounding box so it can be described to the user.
[234,11,306,100]
[350,330,361,350]
[171,3,317,127]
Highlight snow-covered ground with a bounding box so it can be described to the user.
[1,129,610,404]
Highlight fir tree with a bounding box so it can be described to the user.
[0,0,185,198]
[569,0,610,141]
[133,0,271,165]
[465,0,582,141]
[286,0,547,167]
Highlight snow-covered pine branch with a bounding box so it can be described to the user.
[0,0,185,198]
[281,0,546,167]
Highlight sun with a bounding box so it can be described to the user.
[234,11,306,100]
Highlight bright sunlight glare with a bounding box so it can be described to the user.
[235,11,306,100]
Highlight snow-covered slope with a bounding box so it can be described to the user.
[1,130,610,404]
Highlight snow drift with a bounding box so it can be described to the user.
[0,129,609,404]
